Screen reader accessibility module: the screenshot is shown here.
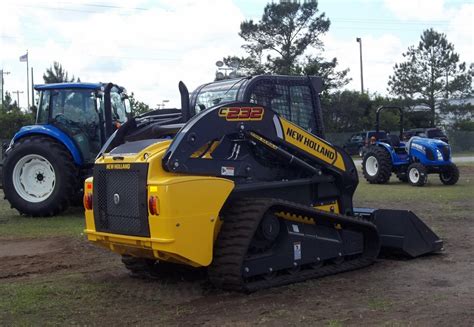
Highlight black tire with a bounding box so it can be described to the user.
[407,163,427,187]
[362,147,392,184]
[439,164,459,185]
[2,136,79,217]
[396,172,408,182]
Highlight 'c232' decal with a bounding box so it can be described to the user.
[218,107,264,121]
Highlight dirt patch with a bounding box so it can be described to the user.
[0,239,62,257]
[0,237,114,280]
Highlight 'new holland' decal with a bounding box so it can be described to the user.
[285,128,336,160]
[279,118,346,171]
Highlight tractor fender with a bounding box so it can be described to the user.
[375,142,397,163]
[12,125,83,165]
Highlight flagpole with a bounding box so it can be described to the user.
[26,50,30,109]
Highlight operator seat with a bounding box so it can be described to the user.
[388,134,401,147]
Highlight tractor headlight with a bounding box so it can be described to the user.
[436,149,443,161]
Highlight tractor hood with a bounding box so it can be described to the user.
[411,136,448,148]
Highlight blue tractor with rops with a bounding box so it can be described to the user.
[2,82,131,216]
[362,106,459,186]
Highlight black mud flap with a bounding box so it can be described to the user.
[354,208,443,258]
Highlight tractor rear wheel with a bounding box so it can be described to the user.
[2,136,79,217]
[439,164,459,185]
[407,163,427,186]
[362,147,392,184]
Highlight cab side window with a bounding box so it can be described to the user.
[37,91,51,124]
[290,85,314,131]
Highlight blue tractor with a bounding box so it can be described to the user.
[2,82,131,216]
[362,106,459,186]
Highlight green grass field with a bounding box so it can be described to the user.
[0,205,84,238]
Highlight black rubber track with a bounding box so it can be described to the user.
[208,198,380,292]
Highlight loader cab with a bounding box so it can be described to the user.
[35,83,130,163]
[190,75,325,137]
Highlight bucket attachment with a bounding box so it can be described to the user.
[354,208,443,258]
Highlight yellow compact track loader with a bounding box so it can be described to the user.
[84,76,442,292]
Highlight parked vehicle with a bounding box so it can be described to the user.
[403,127,449,143]
[343,130,387,157]
[2,82,132,216]
[362,106,459,187]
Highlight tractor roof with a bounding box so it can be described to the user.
[34,82,103,91]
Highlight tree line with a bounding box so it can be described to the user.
[1,1,472,140]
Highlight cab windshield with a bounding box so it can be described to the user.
[194,78,246,114]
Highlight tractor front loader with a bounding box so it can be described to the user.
[84,76,442,292]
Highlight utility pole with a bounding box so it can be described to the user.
[1,70,11,105]
[31,67,35,107]
[12,90,24,108]
[356,37,364,94]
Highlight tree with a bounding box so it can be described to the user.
[299,56,350,96]
[388,29,472,126]
[240,1,329,74]
[128,92,151,115]
[43,62,77,83]
[0,91,20,113]
[322,91,370,133]
[0,91,34,139]
[223,1,350,92]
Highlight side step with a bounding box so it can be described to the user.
[354,208,443,258]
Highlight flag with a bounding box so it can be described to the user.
[19,53,28,62]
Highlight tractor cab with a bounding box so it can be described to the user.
[189,75,325,137]
[35,83,131,163]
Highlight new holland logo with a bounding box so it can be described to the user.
[218,107,264,121]
[113,193,120,205]
[106,164,131,170]
[285,127,336,161]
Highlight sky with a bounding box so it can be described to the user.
[1,0,473,109]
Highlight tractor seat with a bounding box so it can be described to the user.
[388,134,401,147]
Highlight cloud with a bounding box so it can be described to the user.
[384,0,447,21]
[446,4,474,63]
[1,0,245,108]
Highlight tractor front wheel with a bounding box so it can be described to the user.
[439,164,459,185]
[2,136,79,217]
[362,147,392,184]
[407,163,427,187]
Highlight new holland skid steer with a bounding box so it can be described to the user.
[84,76,442,292]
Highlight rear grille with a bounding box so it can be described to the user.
[439,145,450,161]
[93,163,150,237]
